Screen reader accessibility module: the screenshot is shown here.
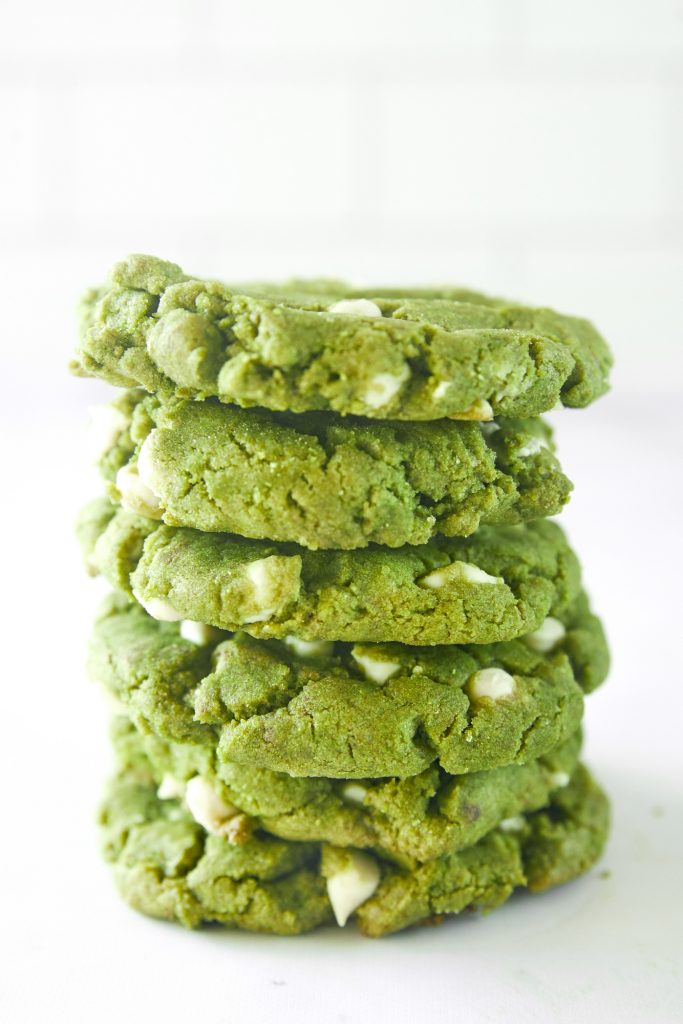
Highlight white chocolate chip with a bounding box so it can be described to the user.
[137,596,183,622]
[364,367,410,409]
[157,774,186,801]
[184,776,239,836]
[432,380,452,400]
[116,464,161,517]
[524,617,566,653]
[459,563,501,584]
[180,620,220,645]
[351,647,401,684]
[448,399,494,422]
[517,436,548,458]
[480,421,500,436]
[246,559,273,598]
[468,667,517,701]
[548,771,570,789]
[341,783,368,806]
[283,636,334,659]
[87,404,129,460]
[242,556,281,623]
[326,851,381,927]
[242,608,276,623]
[418,560,502,589]
[499,815,525,832]
[328,298,383,318]
[136,431,164,493]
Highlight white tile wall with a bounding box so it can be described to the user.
[1,87,43,224]
[379,80,665,221]
[511,0,683,56]
[2,0,187,56]
[1,0,681,408]
[211,0,499,53]
[72,81,356,223]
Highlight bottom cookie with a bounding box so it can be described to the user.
[99,763,609,937]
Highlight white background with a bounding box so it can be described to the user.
[1,1,682,1021]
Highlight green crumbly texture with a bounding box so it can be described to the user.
[110,713,583,867]
[99,762,609,937]
[73,255,612,421]
[99,772,331,934]
[100,389,572,549]
[78,499,582,645]
[356,764,610,937]
[89,591,608,779]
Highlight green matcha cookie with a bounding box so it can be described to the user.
[79,500,582,645]
[89,591,607,778]
[355,763,609,937]
[110,713,584,867]
[99,772,331,934]
[74,254,611,421]
[100,763,609,936]
[97,389,572,549]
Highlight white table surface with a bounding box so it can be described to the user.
[3,390,681,1024]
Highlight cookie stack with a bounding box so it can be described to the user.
[74,255,612,937]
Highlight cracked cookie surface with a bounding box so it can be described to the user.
[97,389,572,549]
[100,761,609,936]
[89,592,607,778]
[110,712,584,866]
[74,254,611,421]
[78,500,583,645]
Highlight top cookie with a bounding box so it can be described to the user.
[73,255,612,421]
